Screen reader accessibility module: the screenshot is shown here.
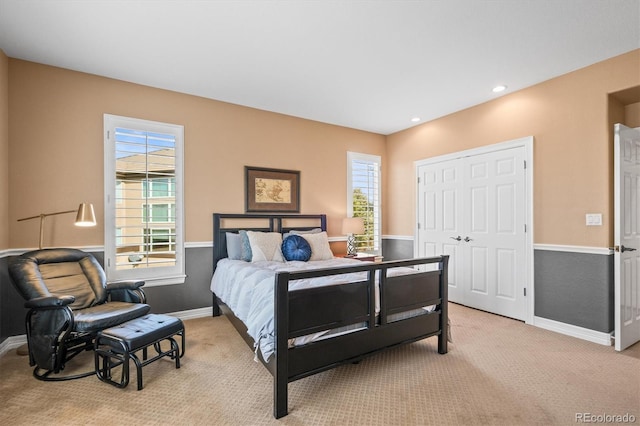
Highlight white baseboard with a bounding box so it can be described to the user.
[169,306,213,320]
[533,316,613,346]
[0,306,213,358]
[0,335,28,358]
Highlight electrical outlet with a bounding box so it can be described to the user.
[586,213,602,226]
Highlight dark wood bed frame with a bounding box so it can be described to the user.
[211,213,449,418]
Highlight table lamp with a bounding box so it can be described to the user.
[342,217,365,256]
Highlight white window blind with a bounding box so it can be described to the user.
[104,114,185,286]
[347,152,381,254]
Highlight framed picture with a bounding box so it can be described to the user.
[245,166,300,213]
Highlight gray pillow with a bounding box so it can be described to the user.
[226,232,242,260]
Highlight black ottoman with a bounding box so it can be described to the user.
[94,313,185,390]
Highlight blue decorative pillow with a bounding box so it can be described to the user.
[281,235,312,262]
[238,230,252,261]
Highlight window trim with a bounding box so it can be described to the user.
[104,114,185,286]
[347,151,382,255]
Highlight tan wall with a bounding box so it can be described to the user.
[0,50,8,250]
[8,59,385,249]
[626,102,640,127]
[385,49,640,247]
[7,50,639,250]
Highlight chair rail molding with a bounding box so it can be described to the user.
[533,244,614,255]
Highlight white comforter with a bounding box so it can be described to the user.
[211,257,381,361]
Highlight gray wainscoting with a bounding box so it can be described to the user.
[534,249,614,333]
[380,238,614,334]
[0,255,25,340]
[382,238,414,261]
[1,243,615,343]
[0,246,214,342]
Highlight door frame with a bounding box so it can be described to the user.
[415,136,535,324]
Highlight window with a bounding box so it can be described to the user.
[142,203,175,223]
[347,152,381,255]
[143,177,175,198]
[104,114,185,286]
[115,181,123,204]
[144,228,176,253]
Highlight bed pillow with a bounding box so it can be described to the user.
[281,235,312,262]
[300,231,334,261]
[238,230,253,261]
[247,231,284,262]
[226,232,243,260]
[291,228,322,234]
[282,227,322,240]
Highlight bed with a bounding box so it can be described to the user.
[210,213,449,418]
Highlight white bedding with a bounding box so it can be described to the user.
[210,257,428,361]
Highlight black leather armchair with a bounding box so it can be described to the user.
[8,248,151,380]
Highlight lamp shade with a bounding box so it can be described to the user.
[75,203,96,227]
[342,217,364,235]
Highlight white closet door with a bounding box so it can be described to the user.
[417,158,464,302]
[417,146,527,321]
[463,148,527,320]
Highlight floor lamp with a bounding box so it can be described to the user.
[17,202,96,249]
[14,203,96,355]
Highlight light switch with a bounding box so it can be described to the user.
[586,213,602,226]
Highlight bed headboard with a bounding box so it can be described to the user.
[212,213,327,269]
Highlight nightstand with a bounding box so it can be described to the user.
[340,254,383,262]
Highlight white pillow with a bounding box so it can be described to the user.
[300,231,334,261]
[247,231,284,262]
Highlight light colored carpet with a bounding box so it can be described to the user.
[0,303,638,425]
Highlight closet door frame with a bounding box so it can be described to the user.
[415,136,534,324]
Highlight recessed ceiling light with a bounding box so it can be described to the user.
[410,117,421,123]
[492,85,507,93]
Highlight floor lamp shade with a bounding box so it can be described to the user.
[75,203,96,227]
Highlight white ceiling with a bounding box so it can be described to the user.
[0,1,639,135]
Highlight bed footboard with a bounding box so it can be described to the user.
[273,255,448,418]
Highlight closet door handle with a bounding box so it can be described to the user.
[621,245,637,252]
[464,236,473,242]
[450,236,462,241]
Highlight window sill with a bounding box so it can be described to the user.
[114,274,187,288]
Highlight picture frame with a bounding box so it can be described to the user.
[245,166,300,213]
